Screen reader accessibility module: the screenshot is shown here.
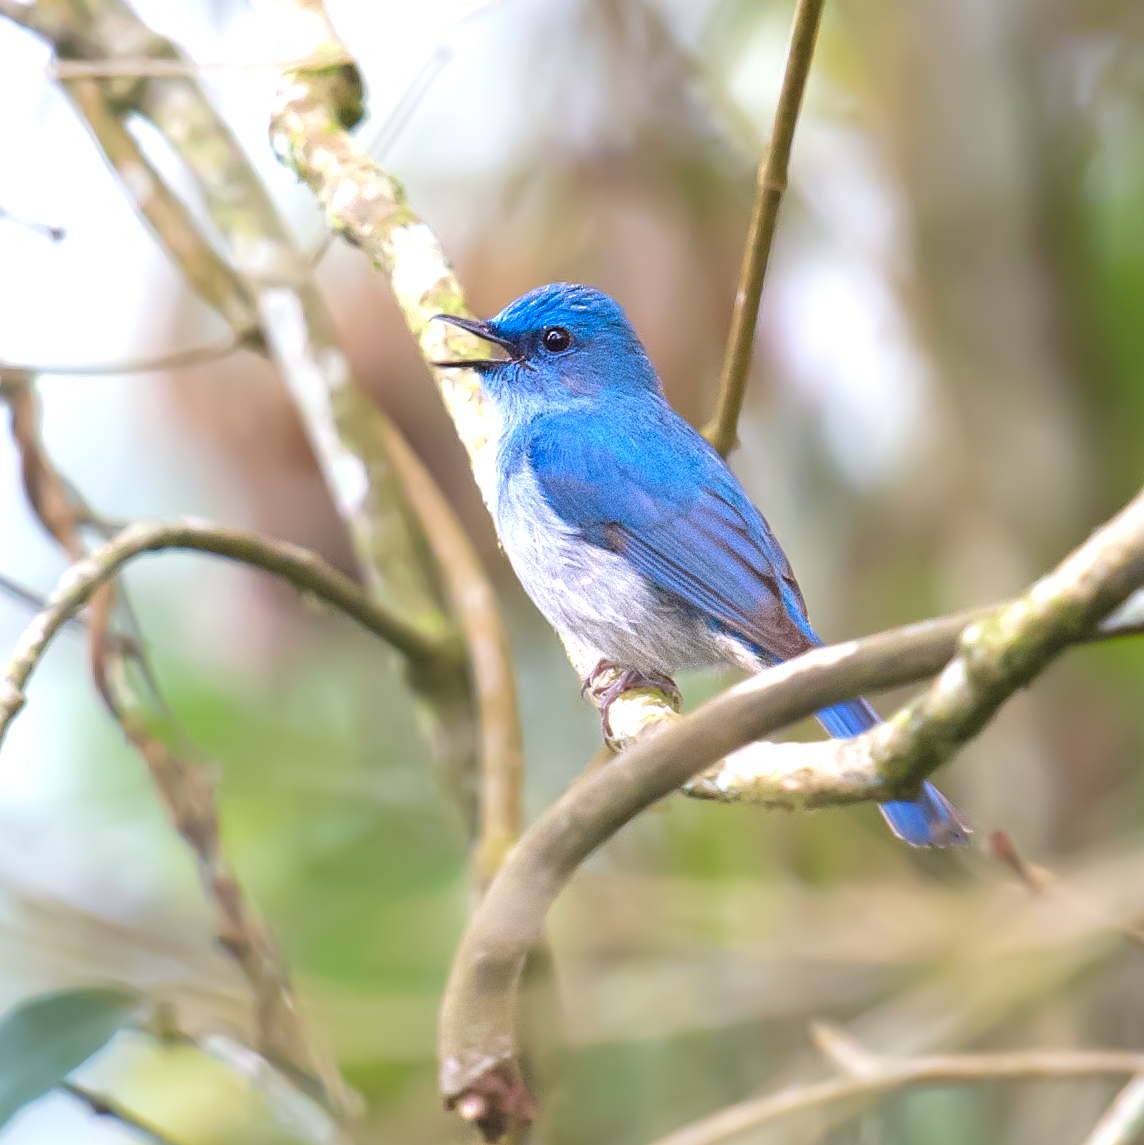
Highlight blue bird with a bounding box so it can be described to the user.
[433,283,969,848]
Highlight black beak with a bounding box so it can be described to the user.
[430,314,519,368]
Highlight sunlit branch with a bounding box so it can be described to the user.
[703,0,828,457]
[437,486,1144,1139]
[4,0,510,844]
[0,336,241,378]
[267,0,681,764]
[308,0,511,266]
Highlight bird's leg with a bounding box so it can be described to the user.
[583,659,682,741]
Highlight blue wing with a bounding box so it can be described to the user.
[525,402,971,850]
[525,402,816,662]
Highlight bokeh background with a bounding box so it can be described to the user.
[1,0,1144,1142]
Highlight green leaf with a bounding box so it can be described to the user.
[0,986,144,1129]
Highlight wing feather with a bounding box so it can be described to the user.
[527,406,816,662]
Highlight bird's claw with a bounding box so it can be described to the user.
[584,659,682,741]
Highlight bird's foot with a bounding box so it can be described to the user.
[583,659,682,741]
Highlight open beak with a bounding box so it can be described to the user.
[430,314,519,368]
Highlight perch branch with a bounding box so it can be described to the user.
[703,0,828,456]
[437,485,1144,1139]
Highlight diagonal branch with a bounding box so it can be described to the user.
[264,0,683,760]
[643,1039,1144,1145]
[65,78,263,345]
[1082,1074,1144,1145]
[436,485,1144,1139]
[3,0,522,850]
[702,0,828,457]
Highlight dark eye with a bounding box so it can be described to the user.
[541,326,573,354]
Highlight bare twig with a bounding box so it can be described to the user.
[437,487,1144,1138]
[643,1045,1144,1145]
[0,203,65,242]
[64,79,262,345]
[1082,1074,1144,1145]
[308,0,512,267]
[88,580,321,1094]
[0,519,466,745]
[989,830,1144,948]
[703,0,828,456]
[47,50,354,79]
[0,336,241,377]
[380,427,524,885]
[0,511,453,1110]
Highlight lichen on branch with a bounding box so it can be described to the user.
[264,0,681,754]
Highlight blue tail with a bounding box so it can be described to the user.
[816,698,970,849]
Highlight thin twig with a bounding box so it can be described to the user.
[66,79,262,345]
[1082,1074,1144,1145]
[60,1081,177,1145]
[702,0,828,456]
[309,0,511,266]
[0,203,65,242]
[380,428,524,884]
[47,50,354,79]
[436,486,1144,1138]
[0,518,464,746]
[643,1049,1144,1145]
[0,336,241,378]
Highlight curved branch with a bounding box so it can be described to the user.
[437,486,1144,1138]
[703,0,828,456]
[0,519,463,745]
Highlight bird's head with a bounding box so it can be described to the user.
[432,282,662,419]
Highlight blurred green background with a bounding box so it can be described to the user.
[1,0,1144,1142]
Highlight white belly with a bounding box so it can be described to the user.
[494,462,719,676]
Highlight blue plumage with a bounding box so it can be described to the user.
[434,283,969,848]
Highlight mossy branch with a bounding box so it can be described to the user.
[437,485,1144,1139]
